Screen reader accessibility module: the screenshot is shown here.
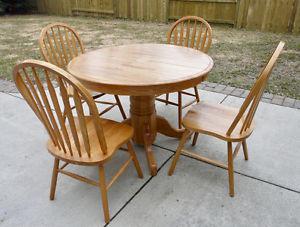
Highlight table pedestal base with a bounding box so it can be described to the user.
[129,96,184,176]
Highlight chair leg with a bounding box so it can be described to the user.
[127,141,143,178]
[190,86,201,145]
[168,130,191,176]
[178,92,182,129]
[50,158,60,200]
[194,86,200,103]
[227,142,234,197]
[192,132,199,146]
[114,95,127,120]
[98,165,110,224]
[242,140,249,161]
[166,93,169,105]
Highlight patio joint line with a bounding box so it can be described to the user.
[153,144,300,195]
[0,91,24,101]
[233,170,300,194]
[105,147,175,227]
[220,94,229,104]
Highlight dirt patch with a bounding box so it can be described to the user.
[0,44,9,50]
[3,54,18,60]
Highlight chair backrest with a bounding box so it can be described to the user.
[39,23,85,69]
[167,16,212,53]
[227,41,285,136]
[13,60,107,157]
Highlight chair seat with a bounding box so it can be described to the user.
[47,117,133,165]
[182,102,254,142]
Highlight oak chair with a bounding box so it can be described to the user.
[156,16,212,128]
[13,60,143,224]
[39,22,127,119]
[168,42,285,197]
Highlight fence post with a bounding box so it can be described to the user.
[236,0,247,28]
[235,0,241,28]
[289,0,299,32]
[113,0,119,18]
[127,0,131,19]
[293,0,300,33]
[162,0,169,23]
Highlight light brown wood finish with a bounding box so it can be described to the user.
[168,42,285,197]
[156,16,213,128]
[39,23,84,68]
[68,44,214,175]
[13,60,143,224]
[168,16,212,52]
[68,44,213,95]
[39,22,126,120]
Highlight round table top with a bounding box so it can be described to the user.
[67,44,214,96]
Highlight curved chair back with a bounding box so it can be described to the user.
[167,16,212,53]
[39,23,85,69]
[227,41,285,136]
[13,60,107,157]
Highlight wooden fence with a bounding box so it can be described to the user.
[37,0,300,33]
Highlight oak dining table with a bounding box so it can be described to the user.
[67,43,214,176]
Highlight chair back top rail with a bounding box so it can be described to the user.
[168,16,212,53]
[13,60,108,157]
[227,41,285,136]
[39,22,85,69]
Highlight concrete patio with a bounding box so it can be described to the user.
[1,88,299,227]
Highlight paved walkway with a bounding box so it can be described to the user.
[1,78,299,109]
[0,87,299,227]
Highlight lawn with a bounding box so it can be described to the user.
[0,15,299,98]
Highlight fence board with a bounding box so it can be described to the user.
[119,0,168,22]
[37,0,300,33]
[244,0,295,33]
[169,0,237,24]
[291,0,300,33]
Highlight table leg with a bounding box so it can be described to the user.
[129,95,185,176]
[144,125,158,176]
[130,96,157,175]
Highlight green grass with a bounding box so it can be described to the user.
[0,15,299,98]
